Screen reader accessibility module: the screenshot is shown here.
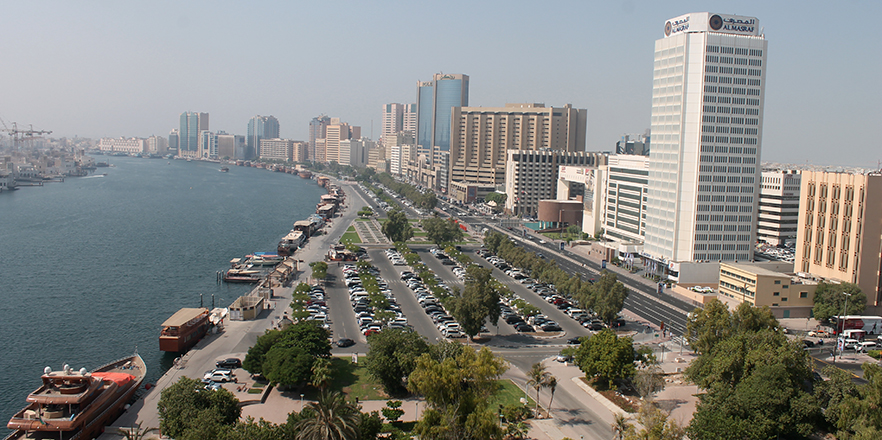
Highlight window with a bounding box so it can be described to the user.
[800,292,808,298]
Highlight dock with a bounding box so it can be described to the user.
[100,177,362,438]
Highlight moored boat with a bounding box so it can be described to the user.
[5,353,146,440]
[159,308,211,353]
[246,252,285,266]
[277,230,305,256]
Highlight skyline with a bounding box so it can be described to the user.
[1,1,880,168]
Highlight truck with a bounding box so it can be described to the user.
[832,315,882,335]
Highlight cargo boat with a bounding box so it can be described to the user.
[159,308,211,352]
[222,268,262,283]
[5,353,146,440]
[277,230,305,256]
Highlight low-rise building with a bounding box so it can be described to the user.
[98,137,145,154]
[717,262,815,318]
[259,138,294,162]
[503,149,606,218]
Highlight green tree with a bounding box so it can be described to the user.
[815,365,860,434]
[576,271,628,326]
[311,357,334,391]
[365,328,430,395]
[381,400,405,424]
[382,209,414,243]
[408,344,507,440]
[833,362,882,438]
[157,377,241,439]
[421,216,463,245]
[812,281,866,323]
[295,390,360,440]
[687,363,819,440]
[623,403,685,440]
[358,411,383,440]
[575,328,636,389]
[633,364,666,401]
[245,322,331,387]
[117,422,158,440]
[310,261,329,283]
[243,329,284,375]
[526,363,553,416]
[290,283,314,322]
[218,416,293,440]
[484,192,506,212]
[447,265,502,338]
[686,299,779,356]
[264,345,315,387]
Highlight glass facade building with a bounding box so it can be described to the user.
[247,115,280,159]
[415,73,469,158]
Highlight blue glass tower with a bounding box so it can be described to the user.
[415,73,469,157]
[247,115,280,159]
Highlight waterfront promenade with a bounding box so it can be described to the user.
[100,178,368,439]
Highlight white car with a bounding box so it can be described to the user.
[203,372,232,383]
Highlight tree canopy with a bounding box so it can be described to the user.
[575,328,636,389]
[421,216,464,245]
[812,281,865,323]
[364,328,430,395]
[382,209,414,243]
[157,377,241,440]
[408,342,507,440]
[243,321,331,387]
[685,299,779,355]
[447,265,502,337]
[575,270,629,326]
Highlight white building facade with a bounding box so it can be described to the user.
[98,137,146,154]
[604,155,651,244]
[643,12,767,274]
[757,169,801,246]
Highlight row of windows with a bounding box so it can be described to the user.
[697,204,753,213]
[697,185,756,194]
[695,233,752,241]
[699,165,756,174]
[703,106,761,116]
[700,126,759,135]
[706,46,763,57]
[705,65,762,76]
[696,214,754,222]
[696,222,752,231]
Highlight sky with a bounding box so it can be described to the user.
[1,0,880,167]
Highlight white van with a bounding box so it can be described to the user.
[858,341,877,352]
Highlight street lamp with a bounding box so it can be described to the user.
[839,292,852,360]
[300,393,304,411]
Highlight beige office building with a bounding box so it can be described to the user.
[259,138,295,162]
[293,141,308,163]
[449,103,587,187]
[718,262,815,318]
[795,170,882,311]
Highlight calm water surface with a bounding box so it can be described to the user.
[0,157,324,434]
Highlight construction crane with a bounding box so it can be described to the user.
[0,118,52,151]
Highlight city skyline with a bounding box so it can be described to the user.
[1,1,879,167]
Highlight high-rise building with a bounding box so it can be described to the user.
[179,112,209,157]
[293,141,308,163]
[168,129,179,154]
[757,169,801,246]
[216,133,245,159]
[308,115,331,163]
[248,115,280,159]
[416,73,469,158]
[643,12,767,273]
[325,119,355,164]
[504,149,606,217]
[795,170,882,311]
[450,103,587,187]
[403,103,417,136]
[604,155,651,243]
[616,132,651,156]
[147,135,168,155]
[200,130,217,159]
[259,138,294,162]
[381,103,405,145]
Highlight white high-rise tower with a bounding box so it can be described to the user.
[643,12,767,273]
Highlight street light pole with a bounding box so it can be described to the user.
[300,393,304,412]
[839,292,852,360]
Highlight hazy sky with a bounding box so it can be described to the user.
[2,1,879,167]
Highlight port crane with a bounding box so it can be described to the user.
[0,118,52,151]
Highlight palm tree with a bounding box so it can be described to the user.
[526,363,550,417]
[310,358,334,391]
[612,413,631,440]
[546,375,558,411]
[117,421,158,440]
[295,390,360,440]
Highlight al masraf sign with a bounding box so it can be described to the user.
[664,12,760,38]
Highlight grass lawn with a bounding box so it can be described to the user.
[346,225,356,232]
[340,230,361,244]
[488,379,535,408]
[356,218,371,222]
[322,357,388,401]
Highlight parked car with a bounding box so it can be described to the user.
[202,372,232,383]
[216,358,242,369]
